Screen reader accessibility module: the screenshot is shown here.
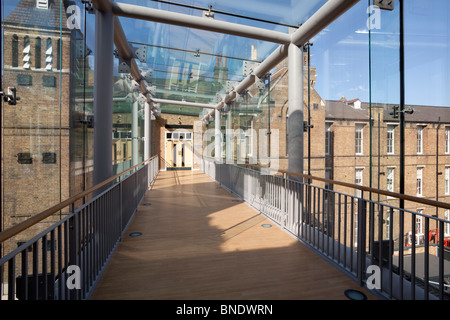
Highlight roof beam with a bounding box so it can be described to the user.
[111,2,292,45]
[202,0,360,121]
[150,98,216,109]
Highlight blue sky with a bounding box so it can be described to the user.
[311,0,450,107]
[3,0,448,107]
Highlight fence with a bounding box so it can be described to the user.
[0,155,159,300]
[201,157,450,300]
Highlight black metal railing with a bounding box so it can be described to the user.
[0,155,159,300]
[201,157,450,300]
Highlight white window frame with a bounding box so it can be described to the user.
[355,168,363,198]
[387,167,395,194]
[417,167,423,196]
[415,211,424,246]
[417,126,424,154]
[355,124,364,155]
[445,166,450,195]
[445,126,450,154]
[445,210,450,237]
[416,214,423,235]
[36,0,49,9]
[325,122,332,155]
[387,125,395,154]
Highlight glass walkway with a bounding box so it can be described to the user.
[90,170,375,300]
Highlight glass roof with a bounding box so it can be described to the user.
[114,0,328,115]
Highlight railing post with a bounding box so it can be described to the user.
[357,193,367,287]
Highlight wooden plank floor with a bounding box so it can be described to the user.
[90,170,376,300]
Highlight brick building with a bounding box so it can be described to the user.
[1,0,91,254]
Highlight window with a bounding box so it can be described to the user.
[417,167,423,196]
[415,211,424,245]
[387,167,395,193]
[416,214,423,235]
[355,168,363,198]
[445,127,450,154]
[56,39,61,70]
[12,35,19,67]
[355,124,363,155]
[46,38,53,71]
[445,167,450,195]
[445,210,450,237]
[387,125,395,154]
[23,36,31,69]
[417,126,424,154]
[325,123,331,155]
[42,152,56,164]
[35,37,41,69]
[36,0,49,9]
[17,153,32,164]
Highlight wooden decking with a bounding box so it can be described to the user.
[90,170,375,300]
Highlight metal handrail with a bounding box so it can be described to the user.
[0,155,159,243]
[207,156,450,211]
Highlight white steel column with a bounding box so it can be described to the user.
[225,110,232,163]
[287,43,304,179]
[132,100,139,166]
[93,6,114,188]
[215,109,222,162]
[144,102,152,159]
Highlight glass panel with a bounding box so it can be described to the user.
[1,0,96,255]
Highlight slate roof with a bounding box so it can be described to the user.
[4,0,71,31]
[325,99,370,121]
[326,99,450,124]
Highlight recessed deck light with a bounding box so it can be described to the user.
[261,224,272,228]
[344,289,367,300]
[129,232,143,237]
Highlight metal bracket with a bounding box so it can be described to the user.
[80,115,94,128]
[255,76,266,90]
[146,85,156,96]
[202,6,215,19]
[82,0,95,13]
[132,45,147,63]
[303,121,314,132]
[117,56,131,73]
[216,93,224,104]
[373,0,394,11]
[389,105,414,119]
[221,103,231,113]
[226,81,235,93]
[2,87,20,105]
[142,70,153,83]
[242,61,260,76]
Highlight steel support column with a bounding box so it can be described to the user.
[144,102,152,159]
[132,100,139,166]
[287,43,303,179]
[93,7,114,188]
[215,109,222,162]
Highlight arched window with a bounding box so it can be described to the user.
[12,35,19,67]
[56,39,61,70]
[23,36,31,69]
[35,37,41,69]
[46,38,53,71]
